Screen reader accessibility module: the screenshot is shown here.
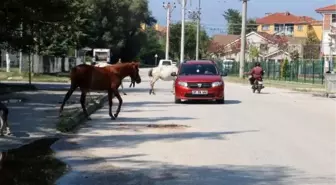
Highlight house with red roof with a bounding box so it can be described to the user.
[209,32,306,63]
[315,4,336,67]
[256,12,322,41]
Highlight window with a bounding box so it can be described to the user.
[260,44,268,52]
[262,25,270,31]
[332,14,336,23]
[274,24,284,32]
[297,25,303,31]
[161,60,171,65]
[179,64,218,75]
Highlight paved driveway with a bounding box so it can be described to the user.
[54,68,336,185]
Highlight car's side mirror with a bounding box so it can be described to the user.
[171,72,177,76]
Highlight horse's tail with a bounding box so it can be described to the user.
[148,68,153,77]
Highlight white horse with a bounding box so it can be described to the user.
[94,62,127,95]
[148,65,178,95]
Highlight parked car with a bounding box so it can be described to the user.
[171,60,227,104]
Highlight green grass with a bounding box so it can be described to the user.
[0,68,69,82]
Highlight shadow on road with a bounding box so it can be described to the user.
[68,130,258,149]
[181,99,242,105]
[0,90,103,151]
[54,155,333,185]
[123,100,177,107]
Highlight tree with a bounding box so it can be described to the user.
[222,9,257,35]
[169,22,210,60]
[0,0,80,54]
[281,58,290,78]
[137,27,165,65]
[248,45,260,62]
[303,26,320,59]
[0,0,158,63]
[207,40,226,58]
[79,0,156,61]
[290,50,300,62]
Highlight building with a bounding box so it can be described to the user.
[315,4,336,64]
[208,34,240,58]
[140,23,166,33]
[210,32,306,63]
[256,12,322,40]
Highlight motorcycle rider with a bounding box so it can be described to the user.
[247,62,264,87]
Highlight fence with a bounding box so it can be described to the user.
[215,60,334,84]
[1,53,82,74]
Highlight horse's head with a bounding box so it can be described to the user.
[128,61,141,84]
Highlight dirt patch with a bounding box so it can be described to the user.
[147,124,189,128]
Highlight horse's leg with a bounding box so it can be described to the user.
[112,89,123,118]
[59,84,77,117]
[108,90,115,120]
[149,76,159,95]
[120,81,127,95]
[80,89,91,120]
[0,111,4,136]
[3,107,10,135]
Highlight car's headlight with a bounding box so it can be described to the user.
[212,81,223,87]
[177,81,188,87]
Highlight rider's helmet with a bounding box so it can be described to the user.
[255,62,261,67]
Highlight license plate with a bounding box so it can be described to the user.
[192,90,208,95]
[258,81,263,85]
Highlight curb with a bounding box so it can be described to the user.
[56,94,108,132]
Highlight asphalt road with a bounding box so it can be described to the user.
[53,68,336,185]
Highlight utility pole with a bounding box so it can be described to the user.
[188,8,200,60]
[239,0,248,78]
[163,1,176,60]
[178,0,187,64]
[195,0,201,60]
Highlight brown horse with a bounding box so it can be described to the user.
[59,62,141,120]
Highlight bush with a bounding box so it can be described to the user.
[281,59,290,79]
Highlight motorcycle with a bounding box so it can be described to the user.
[252,78,264,93]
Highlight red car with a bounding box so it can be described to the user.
[171,60,227,104]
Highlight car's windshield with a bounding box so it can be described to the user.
[178,63,218,75]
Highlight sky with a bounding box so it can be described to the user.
[148,0,335,35]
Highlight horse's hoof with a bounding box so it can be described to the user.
[110,116,116,120]
[123,93,127,95]
[87,117,92,120]
[114,113,118,118]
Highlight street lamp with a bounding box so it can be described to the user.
[82,47,91,64]
[155,54,158,66]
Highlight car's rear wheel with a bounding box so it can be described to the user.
[216,98,225,104]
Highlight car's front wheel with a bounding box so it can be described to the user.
[216,98,225,104]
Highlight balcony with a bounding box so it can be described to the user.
[329,23,336,37]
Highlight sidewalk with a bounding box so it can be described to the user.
[0,89,105,151]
